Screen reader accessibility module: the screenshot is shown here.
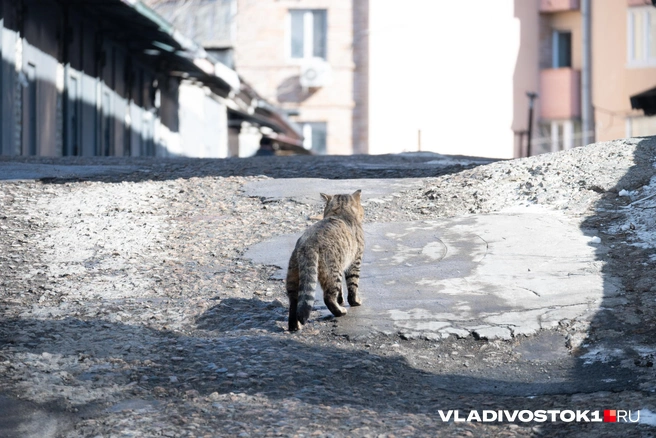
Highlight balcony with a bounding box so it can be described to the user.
[539,0,580,13]
[540,68,581,119]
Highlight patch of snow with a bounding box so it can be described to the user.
[499,204,557,215]
[581,347,624,365]
[639,409,656,426]
[613,176,656,251]
[633,346,656,355]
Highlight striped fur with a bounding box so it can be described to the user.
[287,190,365,331]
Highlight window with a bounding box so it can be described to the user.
[552,31,571,68]
[302,122,327,154]
[628,6,656,66]
[289,9,327,60]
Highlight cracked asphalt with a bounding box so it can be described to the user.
[1,138,656,437]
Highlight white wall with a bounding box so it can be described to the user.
[369,0,519,158]
[175,82,228,158]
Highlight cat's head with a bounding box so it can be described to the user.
[320,190,364,222]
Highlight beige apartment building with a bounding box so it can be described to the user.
[232,0,369,155]
[149,0,368,156]
[527,0,656,155]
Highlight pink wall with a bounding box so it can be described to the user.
[540,0,580,13]
[540,68,581,119]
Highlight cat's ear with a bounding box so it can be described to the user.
[320,193,332,203]
[352,190,362,201]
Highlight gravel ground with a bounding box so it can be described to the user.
[1,137,656,437]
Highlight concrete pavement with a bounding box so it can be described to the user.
[244,179,619,342]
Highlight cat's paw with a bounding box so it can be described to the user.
[329,305,347,317]
[297,303,313,325]
[348,294,362,307]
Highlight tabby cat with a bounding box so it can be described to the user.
[286,190,365,331]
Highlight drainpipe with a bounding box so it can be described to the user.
[581,0,593,146]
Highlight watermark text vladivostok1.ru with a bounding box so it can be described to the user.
[437,409,640,423]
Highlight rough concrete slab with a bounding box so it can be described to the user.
[242,178,423,205]
[472,326,513,341]
[516,331,570,362]
[244,207,616,340]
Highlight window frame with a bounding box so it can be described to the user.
[286,9,328,62]
[627,6,656,68]
[301,121,327,154]
[552,30,572,68]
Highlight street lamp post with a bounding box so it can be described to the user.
[526,92,538,157]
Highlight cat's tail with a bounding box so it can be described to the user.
[296,248,319,325]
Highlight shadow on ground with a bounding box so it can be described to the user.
[572,137,656,390]
[196,297,287,333]
[0,307,649,435]
[0,153,497,184]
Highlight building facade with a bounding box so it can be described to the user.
[597,0,656,140]
[0,0,300,159]
[8,1,653,160]
[525,0,656,155]
[146,0,310,157]
[232,0,369,155]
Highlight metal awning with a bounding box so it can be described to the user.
[631,86,656,116]
[59,0,239,94]
[62,0,302,144]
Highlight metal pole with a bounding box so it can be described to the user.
[526,92,538,157]
[581,0,593,146]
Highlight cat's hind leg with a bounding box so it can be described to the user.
[345,255,363,307]
[319,267,347,317]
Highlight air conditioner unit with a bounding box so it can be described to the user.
[299,58,332,88]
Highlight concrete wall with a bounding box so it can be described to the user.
[1,22,19,156]
[534,0,656,145]
[593,0,656,142]
[175,82,229,158]
[234,0,363,155]
[352,0,369,154]
[0,0,231,158]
